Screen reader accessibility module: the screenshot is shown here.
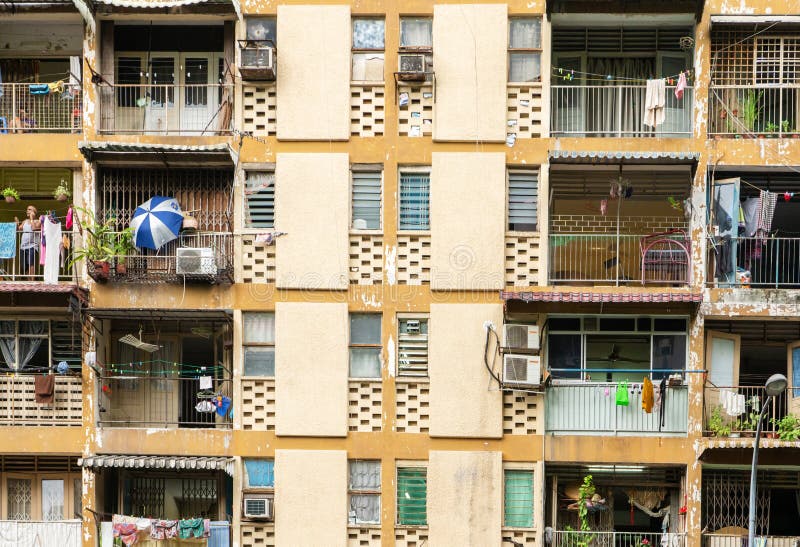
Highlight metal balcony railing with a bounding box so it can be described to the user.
[703,385,794,437]
[0,83,82,133]
[0,374,82,425]
[99,83,234,135]
[0,231,76,282]
[545,382,689,436]
[552,530,687,547]
[703,535,800,547]
[551,85,693,137]
[99,375,232,428]
[707,236,800,288]
[709,85,800,137]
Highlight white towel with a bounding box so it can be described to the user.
[643,78,666,127]
[43,217,62,284]
[720,389,745,417]
[199,375,213,390]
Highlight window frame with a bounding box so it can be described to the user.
[502,464,535,529]
[506,167,539,233]
[347,460,381,526]
[1,472,80,521]
[245,16,277,44]
[243,168,276,230]
[350,166,383,233]
[352,17,386,83]
[399,16,433,52]
[0,318,52,372]
[396,464,428,527]
[349,313,382,380]
[242,312,275,378]
[397,167,431,233]
[397,314,429,378]
[507,17,543,83]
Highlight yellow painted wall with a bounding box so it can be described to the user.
[431,152,506,290]
[276,5,351,140]
[429,303,504,438]
[428,450,503,546]
[275,302,348,437]
[274,153,350,290]
[274,449,347,546]
[433,4,508,142]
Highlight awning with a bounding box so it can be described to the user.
[79,455,234,476]
[500,290,702,303]
[549,150,700,165]
[0,282,79,294]
[85,308,231,320]
[78,141,236,166]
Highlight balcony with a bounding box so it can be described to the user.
[553,531,686,547]
[0,520,81,546]
[707,236,800,289]
[704,385,793,438]
[0,83,81,134]
[0,231,75,283]
[551,84,693,138]
[709,85,800,138]
[546,382,688,436]
[0,374,82,425]
[99,84,234,135]
[704,535,800,547]
[92,232,233,284]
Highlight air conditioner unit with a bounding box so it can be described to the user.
[243,495,273,519]
[503,354,541,387]
[397,53,426,81]
[176,247,217,276]
[239,40,276,80]
[502,324,540,351]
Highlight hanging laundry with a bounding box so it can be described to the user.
[214,395,232,417]
[755,190,778,242]
[112,515,141,547]
[43,216,61,284]
[29,83,50,95]
[65,206,74,230]
[195,400,216,413]
[616,382,630,406]
[199,375,213,390]
[254,231,287,246]
[674,71,688,100]
[659,377,668,430]
[643,79,666,128]
[600,199,608,216]
[0,222,16,259]
[150,519,179,540]
[34,374,55,404]
[642,376,654,414]
[178,518,210,539]
[720,389,746,417]
[47,80,65,94]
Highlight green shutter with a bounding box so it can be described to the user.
[504,470,534,527]
[397,467,427,525]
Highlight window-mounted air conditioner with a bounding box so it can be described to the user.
[243,495,273,519]
[239,40,276,81]
[503,354,541,387]
[176,247,217,276]
[397,53,427,81]
[502,324,540,351]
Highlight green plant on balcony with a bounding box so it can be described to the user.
[740,90,764,133]
[765,121,780,135]
[53,181,71,202]
[2,187,20,204]
[113,227,135,276]
[781,120,792,134]
[69,207,116,282]
[707,405,731,437]
[772,414,800,441]
[566,475,597,547]
[735,396,763,435]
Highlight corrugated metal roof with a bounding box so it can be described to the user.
[0,282,78,293]
[78,141,235,163]
[549,150,700,163]
[500,290,702,303]
[79,455,234,476]
[92,0,231,5]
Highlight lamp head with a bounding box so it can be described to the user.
[765,373,788,397]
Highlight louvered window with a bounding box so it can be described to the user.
[348,460,381,525]
[508,169,538,231]
[396,467,427,525]
[245,171,275,228]
[399,171,430,230]
[504,469,534,527]
[398,317,428,377]
[352,170,382,230]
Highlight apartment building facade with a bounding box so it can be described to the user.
[0,0,798,545]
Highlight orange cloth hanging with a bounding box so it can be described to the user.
[642,376,654,413]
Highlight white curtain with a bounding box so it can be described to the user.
[349,461,380,524]
[243,313,274,344]
[400,19,431,48]
[0,321,15,369]
[18,321,45,371]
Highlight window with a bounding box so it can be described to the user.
[6,478,32,520]
[3,473,79,521]
[508,18,542,82]
[398,316,428,377]
[352,18,385,81]
[352,169,382,230]
[246,17,277,43]
[243,313,275,376]
[508,169,538,232]
[0,320,50,371]
[396,466,427,525]
[503,469,534,527]
[348,461,381,525]
[41,479,64,521]
[116,56,142,107]
[398,170,430,231]
[350,314,381,378]
[400,17,432,49]
[244,171,275,229]
[244,459,275,489]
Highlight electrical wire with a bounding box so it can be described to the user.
[484,323,503,386]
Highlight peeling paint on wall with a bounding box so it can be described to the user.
[387,334,396,378]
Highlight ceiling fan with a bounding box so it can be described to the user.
[589,344,649,364]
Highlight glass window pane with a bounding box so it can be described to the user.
[352,171,382,229]
[548,334,581,379]
[244,313,275,344]
[349,461,381,489]
[244,347,275,377]
[399,173,430,230]
[653,318,687,332]
[652,335,686,380]
[350,494,380,524]
[350,314,381,344]
[42,480,65,521]
[7,478,32,520]
[509,19,541,49]
[244,459,275,488]
[73,478,82,519]
[349,348,381,378]
[353,19,385,49]
[504,470,533,527]
[19,321,47,335]
[400,18,432,48]
[184,58,208,106]
[509,53,541,82]
[246,17,277,42]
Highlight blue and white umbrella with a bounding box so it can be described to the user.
[130,196,183,250]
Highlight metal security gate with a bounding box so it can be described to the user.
[703,470,770,535]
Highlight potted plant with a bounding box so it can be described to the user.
[69,207,116,282]
[113,227,135,276]
[765,121,780,136]
[772,414,800,441]
[53,181,71,202]
[781,120,793,136]
[2,187,20,204]
[741,90,764,136]
[707,405,732,437]
[566,475,597,547]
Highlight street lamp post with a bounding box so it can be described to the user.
[748,373,788,547]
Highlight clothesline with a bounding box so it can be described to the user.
[552,66,694,84]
